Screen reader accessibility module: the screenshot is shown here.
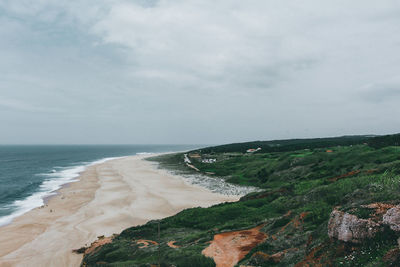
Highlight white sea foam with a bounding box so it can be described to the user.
[136,152,155,155]
[0,156,126,227]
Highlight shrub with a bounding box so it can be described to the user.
[176,255,216,267]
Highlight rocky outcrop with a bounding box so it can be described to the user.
[328,204,400,244]
[383,205,400,232]
[328,209,382,243]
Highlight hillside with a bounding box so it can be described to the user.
[197,135,372,154]
[81,134,400,266]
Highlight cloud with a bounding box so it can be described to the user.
[1,0,400,143]
[91,1,322,92]
[86,0,400,100]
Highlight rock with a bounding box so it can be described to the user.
[328,209,382,243]
[383,206,400,231]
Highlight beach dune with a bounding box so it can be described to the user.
[0,155,238,267]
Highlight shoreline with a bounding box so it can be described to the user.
[0,154,240,267]
[40,156,130,207]
[0,156,126,228]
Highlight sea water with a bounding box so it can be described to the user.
[0,145,198,226]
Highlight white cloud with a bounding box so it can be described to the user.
[91,1,320,90]
[87,0,400,98]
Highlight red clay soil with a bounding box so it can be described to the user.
[362,202,395,214]
[361,202,395,220]
[279,212,309,233]
[252,248,299,264]
[84,237,113,254]
[202,225,267,267]
[330,169,380,182]
[167,241,180,248]
[294,243,326,267]
[136,239,159,248]
[329,170,361,182]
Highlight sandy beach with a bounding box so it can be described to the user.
[0,155,239,267]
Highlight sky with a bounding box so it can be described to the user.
[0,0,400,144]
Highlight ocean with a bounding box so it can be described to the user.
[0,145,198,226]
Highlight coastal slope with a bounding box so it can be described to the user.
[82,134,400,266]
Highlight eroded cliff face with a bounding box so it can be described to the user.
[328,204,400,244]
[328,209,382,243]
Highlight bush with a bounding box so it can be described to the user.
[176,255,216,267]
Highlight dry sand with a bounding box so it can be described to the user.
[0,155,239,267]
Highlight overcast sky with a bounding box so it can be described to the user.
[0,0,399,144]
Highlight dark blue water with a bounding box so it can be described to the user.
[0,145,198,226]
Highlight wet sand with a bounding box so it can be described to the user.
[0,155,239,267]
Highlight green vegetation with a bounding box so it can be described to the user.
[82,134,400,267]
[198,135,371,154]
[368,133,400,149]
